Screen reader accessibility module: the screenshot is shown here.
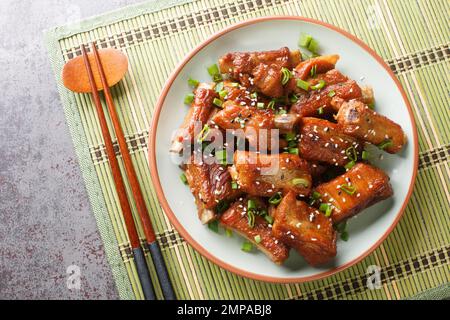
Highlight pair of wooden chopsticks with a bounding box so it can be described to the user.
[81,43,175,300]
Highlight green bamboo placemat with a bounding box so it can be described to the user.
[45,0,450,300]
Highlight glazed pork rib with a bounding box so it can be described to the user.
[272,191,336,266]
[185,155,241,224]
[220,197,289,264]
[314,163,393,223]
[170,83,216,153]
[298,117,363,167]
[219,47,301,98]
[229,151,312,197]
[334,99,407,154]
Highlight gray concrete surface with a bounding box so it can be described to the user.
[0,0,144,300]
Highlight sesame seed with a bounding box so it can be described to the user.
[356,193,361,197]
[290,235,295,239]
[274,240,279,244]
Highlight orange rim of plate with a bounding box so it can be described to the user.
[148,16,419,283]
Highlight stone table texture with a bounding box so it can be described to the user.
[0,0,144,300]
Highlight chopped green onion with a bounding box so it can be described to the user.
[180,173,188,185]
[267,100,276,110]
[197,124,210,142]
[247,209,255,228]
[336,221,347,233]
[319,203,333,217]
[215,81,224,92]
[311,79,326,90]
[340,231,349,241]
[254,235,262,244]
[328,90,336,97]
[289,94,299,104]
[378,139,393,150]
[213,98,223,108]
[231,181,238,190]
[281,67,292,85]
[207,64,222,82]
[230,82,240,87]
[247,199,257,210]
[219,90,227,99]
[299,33,313,48]
[317,106,324,115]
[284,132,296,141]
[256,102,265,109]
[241,241,253,252]
[268,192,282,205]
[225,229,233,237]
[188,78,199,87]
[208,220,219,233]
[250,92,258,99]
[310,64,317,78]
[345,161,355,170]
[296,79,310,91]
[288,140,297,148]
[340,183,357,195]
[276,109,287,115]
[288,148,299,155]
[362,150,369,160]
[368,102,375,109]
[345,146,358,162]
[292,178,310,188]
[216,200,230,214]
[184,93,194,105]
[312,191,322,200]
[215,149,228,164]
[308,38,320,54]
[258,208,268,217]
[264,215,274,224]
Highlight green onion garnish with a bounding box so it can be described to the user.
[256,102,265,109]
[267,100,276,110]
[264,215,274,224]
[281,67,292,85]
[308,38,320,54]
[216,200,230,214]
[213,98,223,108]
[319,203,333,217]
[215,149,227,165]
[197,124,210,142]
[292,178,310,188]
[215,81,224,92]
[188,78,199,87]
[241,241,253,252]
[345,146,358,162]
[336,221,347,233]
[312,191,322,200]
[268,192,282,205]
[225,229,233,237]
[340,231,349,241]
[219,90,227,99]
[378,139,393,150]
[368,102,375,109]
[362,150,369,160]
[296,79,310,91]
[231,181,238,190]
[254,235,262,244]
[299,33,313,48]
[288,140,297,148]
[310,65,317,77]
[276,109,287,115]
[288,148,299,155]
[180,173,188,185]
[328,90,336,97]
[208,220,219,233]
[317,106,324,115]
[289,94,299,104]
[207,64,222,82]
[247,209,255,228]
[184,93,194,105]
[311,80,326,90]
[250,92,258,99]
[284,132,296,141]
[230,82,240,87]
[340,183,356,195]
[345,161,355,170]
[247,199,257,210]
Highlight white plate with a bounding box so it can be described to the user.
[149,17,418,282]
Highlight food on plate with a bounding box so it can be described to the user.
[172,32,405,266]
